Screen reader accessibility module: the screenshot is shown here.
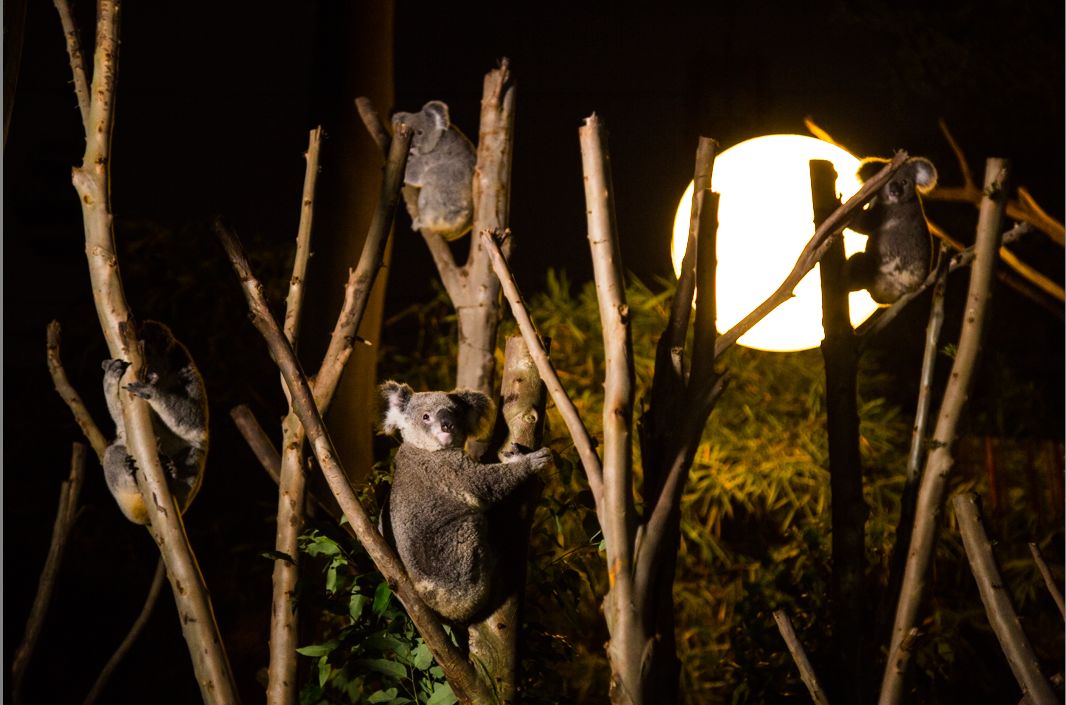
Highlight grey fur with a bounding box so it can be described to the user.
[102,321,208,524]
[845,156,938,304]
[391,101,477,241]
[379,380,550,623]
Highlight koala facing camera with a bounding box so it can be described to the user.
[379,380,551,623]
[392,100,477,241]
[845,156,938,304]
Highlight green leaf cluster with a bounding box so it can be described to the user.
[296,530,456,705]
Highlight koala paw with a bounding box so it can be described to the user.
[124,381,156,400]
[102,359,131,376]
[524,447,552,471]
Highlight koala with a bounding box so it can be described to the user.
[379,380,551,623]
[845,156,938,304]
[102,321,208,524]
[391,100,477,241]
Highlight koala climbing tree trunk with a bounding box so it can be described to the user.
[52,1,240,703]
[421,60,516,400]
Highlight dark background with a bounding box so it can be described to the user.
[4,2,1063,703]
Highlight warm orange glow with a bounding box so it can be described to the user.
[672,135,879,352]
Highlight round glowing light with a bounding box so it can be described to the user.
[672,135,879,352]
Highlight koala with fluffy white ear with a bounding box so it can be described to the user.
[845,156,938,304]
[391,100,477,241]
[102,321,208,524]
[379,380,551,623]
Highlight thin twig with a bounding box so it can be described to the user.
[82,558,167,705]
[283,125,323,349]
[773,610,832,705]
[312,124,412,411]
[715,152,911,358]
[806,116,1060,301]
[878,159,1010,705]
[214,220,491,704]
[1028,542,1065,619]
[953,495,1058,705]
[355,96,391,154]
[51,0,90,133]
[46,321,108,461]
[11,443,86,705]
[229,405,281,481]
[879,244,950,635]
[229,404,342,523]
[929,121,1064,246]
[480,230,604,509]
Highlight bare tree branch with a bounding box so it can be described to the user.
[266,123,411,705]
[51,0,90,134]
[1028,542,1065,620]
[355,96,391,154]
[215,220,492,705]
[46,320,109,460]
[773,610,832,705]
[283,126,323,349]
[953,495,1058,705]
[57,3,240,700]
[806,117,1061,300]
[929,121,1064,246]
[714,152,910,358]
[878,158,1010,705]
[229,404,282,480]
[812,159,866,704]
[879,245,950,636]
[579,113,646,705]
[481,230,605,510]
[82,558,167,705]
[11,443,86,705]
[267,125,323,705]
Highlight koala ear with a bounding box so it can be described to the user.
[857,158,890,183]
[451,389,493,439]
[422,101,451,129]
[910,157,938,192]
[380,381,413,434]
[391,111,411,129]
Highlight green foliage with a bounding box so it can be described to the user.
[295,530,456,705]
[308,269,1062,704]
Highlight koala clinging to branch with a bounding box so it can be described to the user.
[391,100,477,241]
[845,156,938,304]
[379,380,551,623]
[102,321,208,524]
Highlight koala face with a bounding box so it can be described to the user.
[859,157,938,206]
[392,101,450,155]
[380,380,492,452]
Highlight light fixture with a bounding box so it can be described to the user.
[672,135,879,352]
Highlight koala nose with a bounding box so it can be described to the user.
[888,182,903,199]
[440,420,454,433]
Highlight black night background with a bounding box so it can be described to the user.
[4,2,1063,704]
